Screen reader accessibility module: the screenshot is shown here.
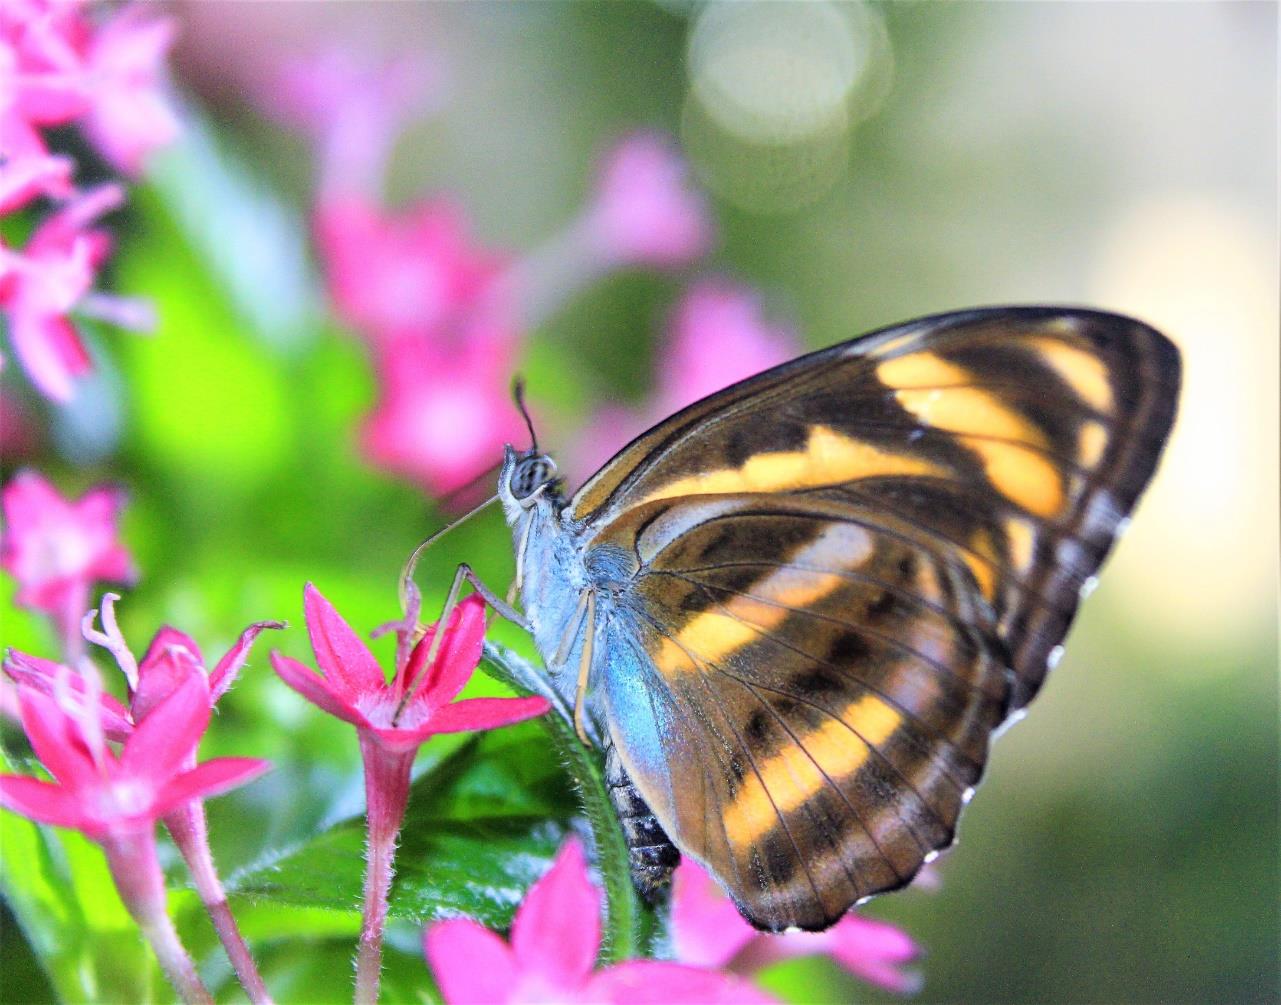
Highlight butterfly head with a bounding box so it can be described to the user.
[499,445,560,513]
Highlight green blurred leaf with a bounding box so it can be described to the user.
[228,723,575,930]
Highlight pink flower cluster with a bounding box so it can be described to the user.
[273,53,715,497]
[671,859,923,996]
[0,0,177,401]
[1,591,280,1003]
[427,838,773,1005]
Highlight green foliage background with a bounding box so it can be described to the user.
[2,3,1277,1003]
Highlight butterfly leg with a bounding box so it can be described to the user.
[505,509,536,607]
[573,589,597,747]
[414,562,528,682]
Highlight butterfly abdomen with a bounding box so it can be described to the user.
[602,730,679,899]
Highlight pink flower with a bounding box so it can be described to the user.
[0,2,91,128]
[569,280,797,482]
[0,469,135,657]
[0,112,74,213]
[0,671,267,841]
[272,584,546,751]
[273,584,549,1004]
[0,183,152,401]
[361,326,528,497]
[658,280,797,414]
[582,132,713,269]
[5,592,282,739]
[79,5,179,177]
[426,838,775,1004]
[670,860,924,995]
[0,665,263,1003]
[3,647,133,739]
[316,195,506,344]
[0,2,179,177]
[273,48,440,199]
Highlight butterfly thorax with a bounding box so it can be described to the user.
[498,447,599,718]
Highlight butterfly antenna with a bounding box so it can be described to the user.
[512,376,539,452]
[399,493,500,614]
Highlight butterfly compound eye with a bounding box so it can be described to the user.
[510,456,553,500]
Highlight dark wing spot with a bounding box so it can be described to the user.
[866,590,898,619]
[759,833,799,885]
[746,708,771,743]
[827,631,872,665]
[793,666,847,698]
[725,429,756,468]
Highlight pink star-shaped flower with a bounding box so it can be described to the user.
[583,131,714,269]
[0,672,266,841]
[569,279,797,481]
[360,324,528,497]
[427,837,776,1004]
[272,583,550,1003]
[0,0,92,128]
[272,584,546,750]
[0,470,135,654]
[670,859,924,995]
[4,594,281,1004]
[0,184,132,401]
[315,195,506,344]
[79,4,180,177]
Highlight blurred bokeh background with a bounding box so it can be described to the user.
[2,2,1277,1003]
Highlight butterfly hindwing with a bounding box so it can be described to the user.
[571,307,1179,930]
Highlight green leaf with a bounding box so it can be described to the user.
[227,723,576,931]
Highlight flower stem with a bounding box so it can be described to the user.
[102,829,213,1005]
[353,736,414,1005]
[165,802,274,1004]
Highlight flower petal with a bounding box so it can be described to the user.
[587,962,778,1004]
[17,686,97,788]
[119,673,210,782]
[270,651,368,728]
[425,918,519,1005]
[422,696,550,736]
[828,915,923,994]
[511,837,600,990]
[9,312,90,402]
[670,859,756,968]
[139,625,204,668]
[133,625,204,721]
[303,583,384,696]
[153,757,270,818]
[209,620,285,703]
[4,650,132,740]
[0,774,93,833]
[419,595,487,706]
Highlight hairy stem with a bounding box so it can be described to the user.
[353,736,414,1005]
[102,829,213,1005]
[165,802,274,1004]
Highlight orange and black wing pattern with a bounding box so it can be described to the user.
[576,307,1180,931]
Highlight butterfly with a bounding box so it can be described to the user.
[477,305,1180,932]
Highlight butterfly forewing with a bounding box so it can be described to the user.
[570,307,1179,931]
